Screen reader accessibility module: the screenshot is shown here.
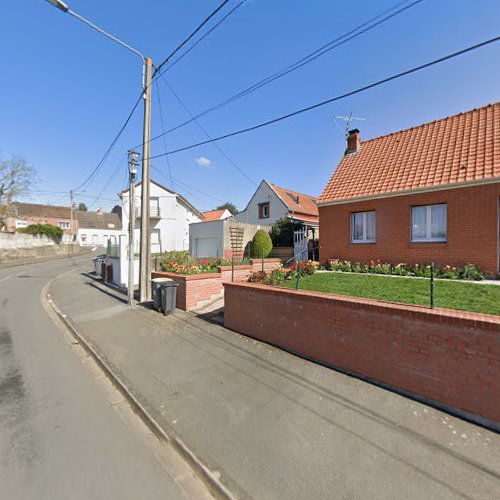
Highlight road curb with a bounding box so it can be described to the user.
[43,277,238,500]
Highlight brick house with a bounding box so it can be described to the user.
[318,103,500,276]
[4,202,78,240]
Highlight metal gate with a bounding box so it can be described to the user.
[293,228,308,262]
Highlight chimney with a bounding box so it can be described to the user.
[97,207,103,215]
[346,129,360,155]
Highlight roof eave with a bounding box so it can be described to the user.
[318,176,500,207]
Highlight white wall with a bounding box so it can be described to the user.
[0,232,57,249]
[121,182,203,254]
[189,220,225,258]
[234,181,288,226]
[78,228,124,246]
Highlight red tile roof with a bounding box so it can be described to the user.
[319,103,500,204]
[202,209,227,221]
[12,202,71,219]
[269,183,319,223]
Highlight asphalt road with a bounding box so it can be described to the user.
[0,253,190,500]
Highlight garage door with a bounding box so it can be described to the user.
[195,237,219,258]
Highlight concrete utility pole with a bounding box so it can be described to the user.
[139,57,153,303]
[45,0,154,303]
[127,150,139,305]
[69,189,74,251]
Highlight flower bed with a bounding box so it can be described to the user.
[321,259,484,280]
[152,258,281,310]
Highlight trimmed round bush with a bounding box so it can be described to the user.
[252,229,272,258]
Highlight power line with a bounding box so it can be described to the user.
[151,165,224,204]
[145,0,423,146]
[158,0,247,74]
[72,94,142,193]
[151,166,212,210]
[154,78,175,190]
[154,0,231,75]
[148,34,500,159]
[88,155,127,209]
[157,72,257,186]
[69,2,234,199]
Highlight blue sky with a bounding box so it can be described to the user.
[2,0,500,212]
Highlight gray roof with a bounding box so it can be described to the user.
[75,210,122,230]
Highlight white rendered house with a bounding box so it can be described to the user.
[76,209,123,246]
[234,180,319,227]
[120,180,204,254]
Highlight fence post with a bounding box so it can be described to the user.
[430,261,435,309]
[295,260,300,290]
[261,248,264,272]
[231,256,234,282]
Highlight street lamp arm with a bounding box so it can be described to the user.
[45,1,145,62]
[67,9,146,62]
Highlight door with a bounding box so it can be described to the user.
[196,237,219,258]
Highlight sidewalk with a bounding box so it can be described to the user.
[49,269,500,500]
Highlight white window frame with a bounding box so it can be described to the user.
[58,221,70,229]
[411,204,447,242]
[262,204,269,218]
[351,211,376,243]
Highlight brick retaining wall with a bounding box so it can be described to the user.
[152,259,281,310]
[223,282,500,423]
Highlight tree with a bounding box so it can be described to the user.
[269,218,303,247]
[0,154,38,229]
[78,202,88,211]
[216,202,237,215]
[252,229,273,258]
[0,154,38,202]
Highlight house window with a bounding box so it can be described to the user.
[150,197,160,217]
[81,234,87,243]
[92,234,98,244]
[259,202,270,219]
[59,222,70,229]
[351,211,376,243]
[411,204,446,242]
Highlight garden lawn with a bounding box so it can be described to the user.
[282,272,500,316]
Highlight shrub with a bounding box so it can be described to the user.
[289,260,318,277]
[247,271,268,284]
[459,263,483,280]
[268,265,286,285]
[159,250,191,265]
[18,223,63,240]
[435,265,459,280]
[252,229,272,258]
[392,263,409,276]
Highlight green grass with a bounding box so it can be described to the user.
[282,272,500,316]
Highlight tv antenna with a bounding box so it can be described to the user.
[334,113,365,146]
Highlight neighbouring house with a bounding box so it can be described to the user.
[201,208,232,221]
[318,102,500,276]
[3,202,78,242]
[234,180,319,228]
[76,208,123,246]
[120,179,204,254]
